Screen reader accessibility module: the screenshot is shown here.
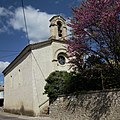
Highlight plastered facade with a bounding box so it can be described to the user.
[3,16,69,116]
[4,52,34,115]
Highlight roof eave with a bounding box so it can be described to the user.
[2,39,66,75]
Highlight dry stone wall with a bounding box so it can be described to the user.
[49,89,120,120]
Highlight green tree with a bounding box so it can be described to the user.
[44,71,72,104]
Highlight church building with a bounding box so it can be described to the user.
[2,15,70,116]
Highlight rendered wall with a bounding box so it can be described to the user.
[51,41,70,71]
[4,41,69,116]
[31,41,69,116]
[4,52,34,116]
[50,90,120,120]
[32,44,53,116]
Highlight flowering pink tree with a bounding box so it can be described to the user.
[68,0,120,71]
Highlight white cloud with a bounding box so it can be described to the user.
[9,6,55,43]
[0,7,9,16]
[0,7,13,33]
[0,6,69,42]
[0,25,8,33]
[0,7,13,17]
[0,61,10,73]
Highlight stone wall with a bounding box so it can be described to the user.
[49,89,120,120]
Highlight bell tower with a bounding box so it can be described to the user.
[49,15,67,40]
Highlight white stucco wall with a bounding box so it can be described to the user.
[4,40,70,116]
[4,15,70,116]
[4,52,34,114]
[31,44,53,115]
[31,41,70,115]
[51,41,70,71]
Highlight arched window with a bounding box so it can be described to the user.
[57,21,62,37]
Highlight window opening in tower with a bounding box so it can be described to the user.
[57,21,62,37]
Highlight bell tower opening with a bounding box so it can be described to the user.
[49,15,67,40]
[57,21,62,37]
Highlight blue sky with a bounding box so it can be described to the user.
[0,0,83,83]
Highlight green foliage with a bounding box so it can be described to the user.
[44,71,72,103]
[65,69,103,94]
[102,67,120,89]
[44,63,120,103]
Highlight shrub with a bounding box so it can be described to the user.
[44,71,72,104]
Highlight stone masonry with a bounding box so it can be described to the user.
[49,89,120,120]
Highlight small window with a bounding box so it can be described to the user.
[57,21,62,37]
[57,54,65,65]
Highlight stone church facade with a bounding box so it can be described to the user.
[3,16,70,116]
